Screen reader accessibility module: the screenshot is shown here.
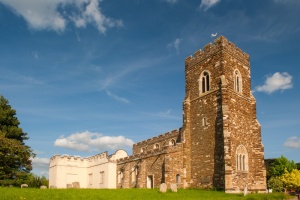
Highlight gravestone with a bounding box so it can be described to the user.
[66,184,72,188]
[21,184,28,188]
[159,183,167,193]
[72,182,80,188]
[40,185,47,189]
[170,183,177,192]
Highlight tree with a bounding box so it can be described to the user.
[0,95,34,186]
[281,169,300,191]
[268,155,297,178]
[296,162,300,170]
[267,176,284,192]
[26,174,49,188]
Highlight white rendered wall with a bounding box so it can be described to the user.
[49,150,128,189]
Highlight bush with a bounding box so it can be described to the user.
[267,176,284,192]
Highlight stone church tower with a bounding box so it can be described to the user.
[115,36,266,193]
[182,36,266,192]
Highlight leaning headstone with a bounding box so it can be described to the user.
[159,183,167,193]
[40,185,47,189]
[170,183,177,192]
[21,184,28,188]
[66,184,72,188]
[50,185,57,189]
[72,182,80,189]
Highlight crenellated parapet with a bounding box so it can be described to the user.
[132,129,181,155]
[117,143,183,165]
[49,151,110,168]
[185,36,250,69]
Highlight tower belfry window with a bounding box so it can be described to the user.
[234,70,242,93]
[200,71,210,94]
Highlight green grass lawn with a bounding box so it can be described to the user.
[0,187,293,200]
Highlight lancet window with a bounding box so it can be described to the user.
[236,145,248,172]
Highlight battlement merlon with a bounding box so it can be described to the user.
[185,36,250,68]
[49,151,109,163]
[133,129,180,147]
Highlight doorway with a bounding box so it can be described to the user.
[147,175,153,189]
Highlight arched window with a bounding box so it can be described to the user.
[236,145,248,172]
[199,71,210,94]
[154,143,160,150]
[169,139,176,146]
[140,147,146,153]
[176,174,181,185]
[131,167,137,182]
[234,70,242,93]
[118,171,123,184]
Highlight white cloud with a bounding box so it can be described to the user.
[31,157,50,175]
[168,38,182,54]
[71,0,123,33]
[54,131,134,152]
[284,136,300,149]
[254,72,293,94]
[163,0,178,3]
[200,0,220,11]
[106,90,130,104]
[0,0,123,33]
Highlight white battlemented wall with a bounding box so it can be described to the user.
[49,150,128,188]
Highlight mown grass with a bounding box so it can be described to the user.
[0,187,293,200]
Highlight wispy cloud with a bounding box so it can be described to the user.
[168,38,182,54]
[143,109,181,120]
[254,72,292,94]
[32,51,39,60]
[284,136,300,149]
[199,0,221,11]
[106,90,130,104]
[162,0,178,3]
[54,131,134,152]
[70,0,123,33]
[0,0,123,33]
[31,157,50,176]
[98,56,165,90]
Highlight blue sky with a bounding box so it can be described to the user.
[0,0,299,176]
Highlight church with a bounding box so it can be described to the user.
[49,36,266,193]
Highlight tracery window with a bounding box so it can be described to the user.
[234,70,242,93]
[236,145,248,172]
[199,71,211,95]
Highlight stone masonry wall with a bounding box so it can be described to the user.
[183,36,266,191]
[116,36,266,192]
[117,142,183,189]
